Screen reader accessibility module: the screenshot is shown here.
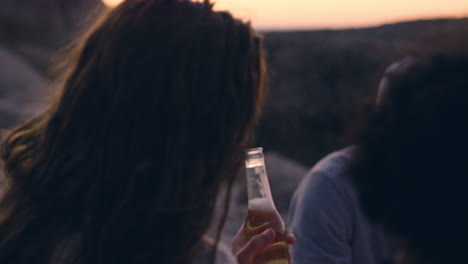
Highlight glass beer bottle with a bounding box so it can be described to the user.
[244,147,290,264]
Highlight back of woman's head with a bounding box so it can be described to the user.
[349,55,468,264]
[0,1,267,263]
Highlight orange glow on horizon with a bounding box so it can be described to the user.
[102,0,124,8]
[213,0,468,30]
[102,0,468,29]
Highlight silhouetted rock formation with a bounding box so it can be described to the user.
[0,47,47,127]
[0,0,104,127]
[0,0,103,72]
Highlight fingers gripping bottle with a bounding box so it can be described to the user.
[244,148,290,264]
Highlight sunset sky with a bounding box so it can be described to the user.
[103,0,468,30]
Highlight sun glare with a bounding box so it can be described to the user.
[102,0,124,8]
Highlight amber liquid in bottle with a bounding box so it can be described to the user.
[244,148,290,264]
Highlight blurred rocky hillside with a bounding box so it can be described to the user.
[1,2,467,165]
[259,18,468,166]
[0,0,103,72]
[0,0,104,127]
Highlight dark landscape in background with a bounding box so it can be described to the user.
[260,18,468,166]
[1,1,467,167]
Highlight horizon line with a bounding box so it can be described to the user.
[255,14,468,33]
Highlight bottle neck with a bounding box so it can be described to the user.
[245,157,276,211]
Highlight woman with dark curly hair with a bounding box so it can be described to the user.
[0,0,285,263]
[349,55,468,264]
[288,58,420,264]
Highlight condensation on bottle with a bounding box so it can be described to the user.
[244,147,290,264]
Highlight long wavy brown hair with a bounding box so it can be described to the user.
[0,1,267,263]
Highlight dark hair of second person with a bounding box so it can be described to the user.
[0,0,267,264]
[349,55,468,264]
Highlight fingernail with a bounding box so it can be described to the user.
[397,56,416,72]
[385,62,400,74]
[385,56,417,75]
[264,229,274,240]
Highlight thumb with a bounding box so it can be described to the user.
[236,229,275,264]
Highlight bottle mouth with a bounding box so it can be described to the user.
[245,147,263,155]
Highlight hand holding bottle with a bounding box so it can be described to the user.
[232,147,296,264]
[232,225,296,264]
